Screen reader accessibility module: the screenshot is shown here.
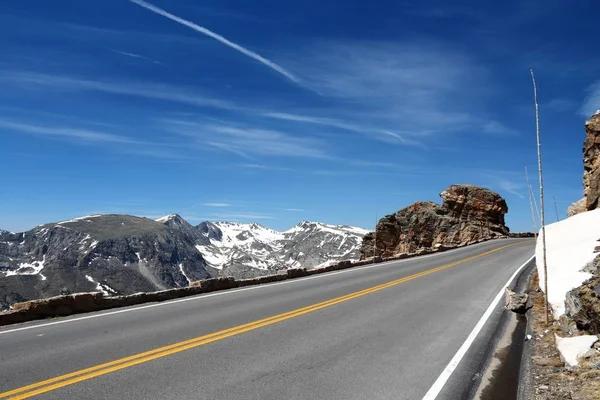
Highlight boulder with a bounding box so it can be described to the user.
[504,288,530,314]
[360,185,509,259]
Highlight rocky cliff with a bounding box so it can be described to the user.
[360,184,509,259]
[570,111,600,215]
[583,112,600,210]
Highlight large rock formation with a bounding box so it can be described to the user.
[360,184,509,259]
[583,112,600,210]
[570,111,600,216]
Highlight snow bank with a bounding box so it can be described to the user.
[555,334,598,367]
[536,208,600,317]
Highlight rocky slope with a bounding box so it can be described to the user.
[0,215,367,309]
[360,184,509,259]
[0,215,212,309]
[195,220,368,278]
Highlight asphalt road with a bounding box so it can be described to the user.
[0,238,534,400]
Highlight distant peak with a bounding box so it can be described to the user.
[156,214,183,223]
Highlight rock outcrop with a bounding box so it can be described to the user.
[565,254,600,334]
[583,112,600,210]
[568,197,587,217]
[570,111,600,215]
[360,184,509,259]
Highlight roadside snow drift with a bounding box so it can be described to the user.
[555,334,598,367]
[536,208,600,318]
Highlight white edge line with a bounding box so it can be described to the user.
[421,253,535,400]
[0,239,522,336]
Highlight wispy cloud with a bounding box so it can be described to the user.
[545,98,576,113]
[238,163,291,171]
[4,72,236,111]
[0,119,186,160]
[263,112,424,146]
[481,120,518,135]
[129,0,302,86]
[105,47,165,66]
[286,41,493,140]
[349,160,397,168]
[581,81,600,117]
[164,120,330,159]
[208,212,275,220]
[497,180,525,198]
[0,119,142,144]
[284,208,306,212]
[202,202,231,207]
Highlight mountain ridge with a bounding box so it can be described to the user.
[0,214,367,309]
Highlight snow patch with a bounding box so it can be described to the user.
[57,215,102,225]
[178,263,192,285]
[85,275,117,296]
[536,208,600,317]
[5,256,47,280]
[195,245,224,269]
[555,334,598,367]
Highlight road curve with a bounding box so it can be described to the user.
[0,238,534,400]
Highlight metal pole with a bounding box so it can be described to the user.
[525,166,538,238]
[553,196,559,222]
[531,69,550,326]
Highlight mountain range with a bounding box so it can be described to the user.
[0,214,368,309]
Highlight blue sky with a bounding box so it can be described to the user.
[1,0,598,233]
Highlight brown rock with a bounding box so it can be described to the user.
[505,288,530,314]
[360,185,509,259]
[583,112,600,210]
[568,197,587,217]
[565,261,600,334]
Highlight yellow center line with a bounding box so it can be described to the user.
[1,241,526,399]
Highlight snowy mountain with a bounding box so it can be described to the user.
[189,220,368,278]
[0,214,367,309]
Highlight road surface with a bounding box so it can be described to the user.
[0,238,534,399]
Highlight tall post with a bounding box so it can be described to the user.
[531,69,550,325]
[525,166,538,238]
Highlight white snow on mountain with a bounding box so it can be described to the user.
[5,256,47,280]
[56,215,102,225]
[188,220,368,274]
[155,214,179,223]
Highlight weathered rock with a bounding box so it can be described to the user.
[568,197,587,217]
[360,185,509,259]
[505,288,530,314]
[565,262,600,334]
[190,277,238,291]
[583,112,600,210]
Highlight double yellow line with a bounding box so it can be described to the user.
[0,242,521,399]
